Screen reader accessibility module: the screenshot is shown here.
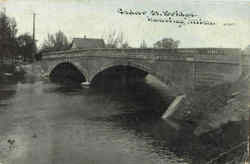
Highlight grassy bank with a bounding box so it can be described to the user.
[170,75,249,163]
[173,75,249,134]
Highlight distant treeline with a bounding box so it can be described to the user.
[0,9,36,64]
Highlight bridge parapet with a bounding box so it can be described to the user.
[42,48,241,64]
[42,48,241,56]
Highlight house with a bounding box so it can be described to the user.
[71,36,105,49]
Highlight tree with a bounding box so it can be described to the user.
[140,40,147,48]
[121,41,129,48]
[103,30,130,48]
[153,38,180,48]
[0,9,19,64]
[17,33,37,62]
[41,30,69,51]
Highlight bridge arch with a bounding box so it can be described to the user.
[49,61,89,83]
[89,62,171,86]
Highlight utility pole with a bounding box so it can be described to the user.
[32,13,36,62]
[32,13,36,42]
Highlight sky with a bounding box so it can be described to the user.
[0,0,249,49]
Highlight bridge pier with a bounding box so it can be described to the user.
[81,81,91,87]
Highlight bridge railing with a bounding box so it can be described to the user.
[42,48,241,58]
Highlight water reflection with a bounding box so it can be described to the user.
[42,78,194,163]
[0,80,18,112]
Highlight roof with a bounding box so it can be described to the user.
[71,37,105,49]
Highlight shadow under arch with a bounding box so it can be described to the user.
[89,62,171,87]
[49,62,88,84]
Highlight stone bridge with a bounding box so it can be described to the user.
[38,48,242,93]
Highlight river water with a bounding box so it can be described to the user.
[0,73,245,164]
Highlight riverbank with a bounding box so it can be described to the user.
[0,64,26,82]
[170,75,249,163]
